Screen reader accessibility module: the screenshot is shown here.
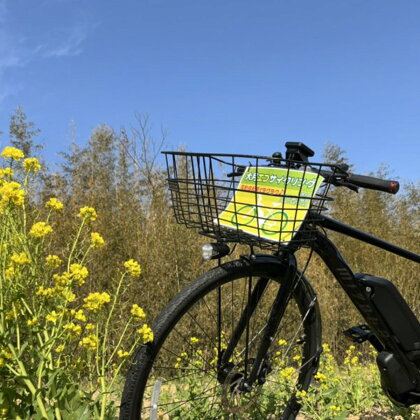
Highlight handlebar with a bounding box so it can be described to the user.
[320,168,400,194]
[281,142,400,194]
[345,173,399,194]
[226,145,400,194]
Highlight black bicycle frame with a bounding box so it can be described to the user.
[317,214,420,264]
[218,212,420,402]
[218,253,299,390]
[313,214,420,390]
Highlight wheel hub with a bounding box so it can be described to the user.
[219,359,265,414]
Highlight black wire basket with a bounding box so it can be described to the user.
[163,152,340,251]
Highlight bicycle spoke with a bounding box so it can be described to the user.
[171,327,215,371]
[280,299,316,364]
[159,344,214,373]
[158,384,220,415]
[202,294,218,327]
[244,274,252,378]
[186,310,218,351]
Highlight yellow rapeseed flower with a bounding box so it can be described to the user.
[63,322,82,337]
[314,372,327,382]
[0,168,13,179]
[62,289,76,302]
[85,323,95,330]
[1,349,13,360]
[36,286,56,297]
[124,259,141,278]
[0,181,25,206]
[23,157,41,173]
[137,324,154,343]
[280,366,295,379]
[71,309,87,322]
[91,232,105,248]
[27,317,39,327]
[29,221,53,238]
[46,311,59,324]
[278,339,287,347]
[5,265,15,280]
[130,304,146,319]
[55,344,65,353]
[78,206,97,222]
[10,252,31,265]
[83,292,111,312]
[351,356,359,366]
[117,349,130,358]
[1,146,24,161]
[69,264,89,286]
[53,273,70,287]
[45,197,63,211]
[190,336,199,345]
[79,334,99,351]
[46,254,62,269]
[295,390,307,400]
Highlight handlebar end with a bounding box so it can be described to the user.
[389,181,399,194]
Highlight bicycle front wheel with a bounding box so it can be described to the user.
[120,257,321,420]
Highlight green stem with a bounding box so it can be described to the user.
[7,212,30,257]
[5,362,21,376]
[67,219,86,270]
[108,336,142,391]
[46,209,52,224]
[13,303,21,351]
[99,376,107,420]
[105,317,132,368]
[22,171,30,233]
[101,274,125,370]
[79,244,92,266]
[8,343,50,419]
[99,273,125,419]
[55,407,62,420]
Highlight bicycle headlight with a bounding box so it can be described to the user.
[201,243,230,260]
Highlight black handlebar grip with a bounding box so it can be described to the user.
[345,173,400,194]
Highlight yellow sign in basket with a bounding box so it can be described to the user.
[217,166,325,244]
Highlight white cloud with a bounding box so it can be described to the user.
[0,1,95,102]
[41,21,92,58]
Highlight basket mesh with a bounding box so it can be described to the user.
[163,152,339,251]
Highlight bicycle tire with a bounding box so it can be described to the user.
[120,258,322,420]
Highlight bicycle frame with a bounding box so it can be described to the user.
[312,214,420,404]
[219,212,420,407]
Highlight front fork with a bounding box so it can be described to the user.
[218,252,298,389]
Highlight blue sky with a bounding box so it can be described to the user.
[0,0,419,182]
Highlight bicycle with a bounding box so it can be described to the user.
[120,142,420,419]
